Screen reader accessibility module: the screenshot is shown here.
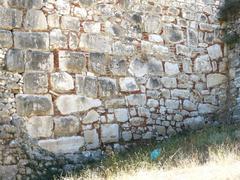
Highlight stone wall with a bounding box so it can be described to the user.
[0,0,233,179]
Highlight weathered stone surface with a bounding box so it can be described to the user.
[84,129,100,149]
[54,116,80,136]
[164,24,184,43]
[56,95,101,115]
[112,41,135,55]
[14,32,49,50]
[0,30,13,48]
[129,58,148,77]
[76,75,98,98]
[83,110,99,124]
[184,116,204,130]
[61,16,80,31]
[105,98,126,108]
[176,44,192,57]
[207,44,223,60]
[109,56,128,76]
[83,22,101,33]
[161,77,177,88]
[199,23,214,32]
[130,117,145,126]
[0,165,18,180]
[156,126,166,135]
[194,55,212,73]
[26,116,53,138]
[101,124,119,143]
[147,99,159,108]
[25,50,54,72]
[79,34,112,53]
[144,15,162,33]
[126,94,146,106]
[207,74,227,88]
[6,49,25,72]
[38,136,85,154]
[73,7,87,19]
[148,58,164,76]
[119,77,139,92]
[165,99,180,110]
[122,131,132,141]
[8,0,43,9]
[50,72,74,93]
[24,10,47,30]
[0,8,22,29]
[23,72,48,94]
[89,53,107,75]
[146,77,162,89]
[165,62,180,76]
[198,103,218,114]
[47,14,60,29]
[183,100,197,111]
[171,89,190,99]
[114,108,129,122]
[50,29,68,49]
[98,77,117,97]
[16,94,53,116]
[59,51,86,73]
[149,34,164,43]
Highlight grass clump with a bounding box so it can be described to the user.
[61,124,240,180]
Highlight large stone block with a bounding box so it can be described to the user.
[0,30,13,48]
[26,116,53,138]
[25,50,54,72]
[129,58,148,77]
[198,103,218,114]
[89,53,108,75]
[76,75,98,98]
[59,51,86,73]
[56,95,102,115]
[194,55,212,73]
[207,73,227,88]
[98,77,117,97]
[54,116,80,137]
[24,9,47,30]
[148,58,164,76]
[109,56,128,76]
[119,77,139,92]
[82,110,99,124]
[50,72,74,93]
[163,24,184,43]
[165,62,180,76]
[16,94,53,116]
[6,49,25,72]
[101,124,119,143]
[126,94,146,106]
[50,29,68,49]
[8,0,43,9]
[14,32,49,50]
[61,16,80,32]
[207,44,223,60]
[23,72,48,94]
[0,8,22,29]
[38,136,85,154]
[84,129,100,149]
[79,34,112,53]
[114,108,129,122]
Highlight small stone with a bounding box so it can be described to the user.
[0,30,13,48]
[50,72,74,93]
[207,44,223,60]
[98,77,117,97]
[171,89,190,99]
[164,24,184,43]
[105,98,126,108]
[148,58,164,76]
[89,53,108,75]
[23,72,48,94]
[165,99,180,110]
[165,62,180,76]
[73,7,87,19]
[8,0,43,9]
[47,14,60,28]
[144,15,162,33]
[198,103,218,114]
[194,55,212,73]
[61,16,80,31]
[59,51,86,73]
[16,94,53,116]
[50,29,68,49]
[26,116,53,138]
[56,95,101,115]
[130,117,145,126]
[84,129,100,149]
[0,7,22,29]
[156,126,166,135]
[14,32,49,50]
[207,74,227,88]
[122,131,132,141]
[147,99,159,108]
[101,124,119,143]
[149,34,164,43]
[54,116,80,136]
[146,77,162,89]
[119,77,139,92]
[82,110,99,124]
[109,56,128,76]
[199,23,214,32]
[114,108,129,122]
[6,49,25,73]
[176,44,192,57]
[24,9,47,30]
[38,136,85,154]
[167,126,176,136]
[126,94,146,106]
[161,77,177,88]
[76,75,98,98]
[129,58,148,77]
[83,22,101,33]
[184,116,204,130]
[183,100,197,111]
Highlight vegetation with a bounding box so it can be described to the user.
[61,124,240,180]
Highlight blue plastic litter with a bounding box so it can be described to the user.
[150,148,161,161]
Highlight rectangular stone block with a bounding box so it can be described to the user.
[38,136,85,154]
[14,32,49,50]
[98,77,118,97]
[16,94,53,116]
[6,49,25,73]
[101,124,119,143]
[0,30,13,48]
[25,50,54,72]
[0,7,22,29]
[89,53,108,75]
[8,0,43,9]
[79,34,112,53]
[50,29,68,49]
[76,75,98,98]
[61,16,80,32]
[26,116,53,138]
[126,94,146,106]
[84,129,100,150]
[59,51,86,73]
[23,72,48,94]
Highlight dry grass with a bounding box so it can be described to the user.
[61,124,240,180]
